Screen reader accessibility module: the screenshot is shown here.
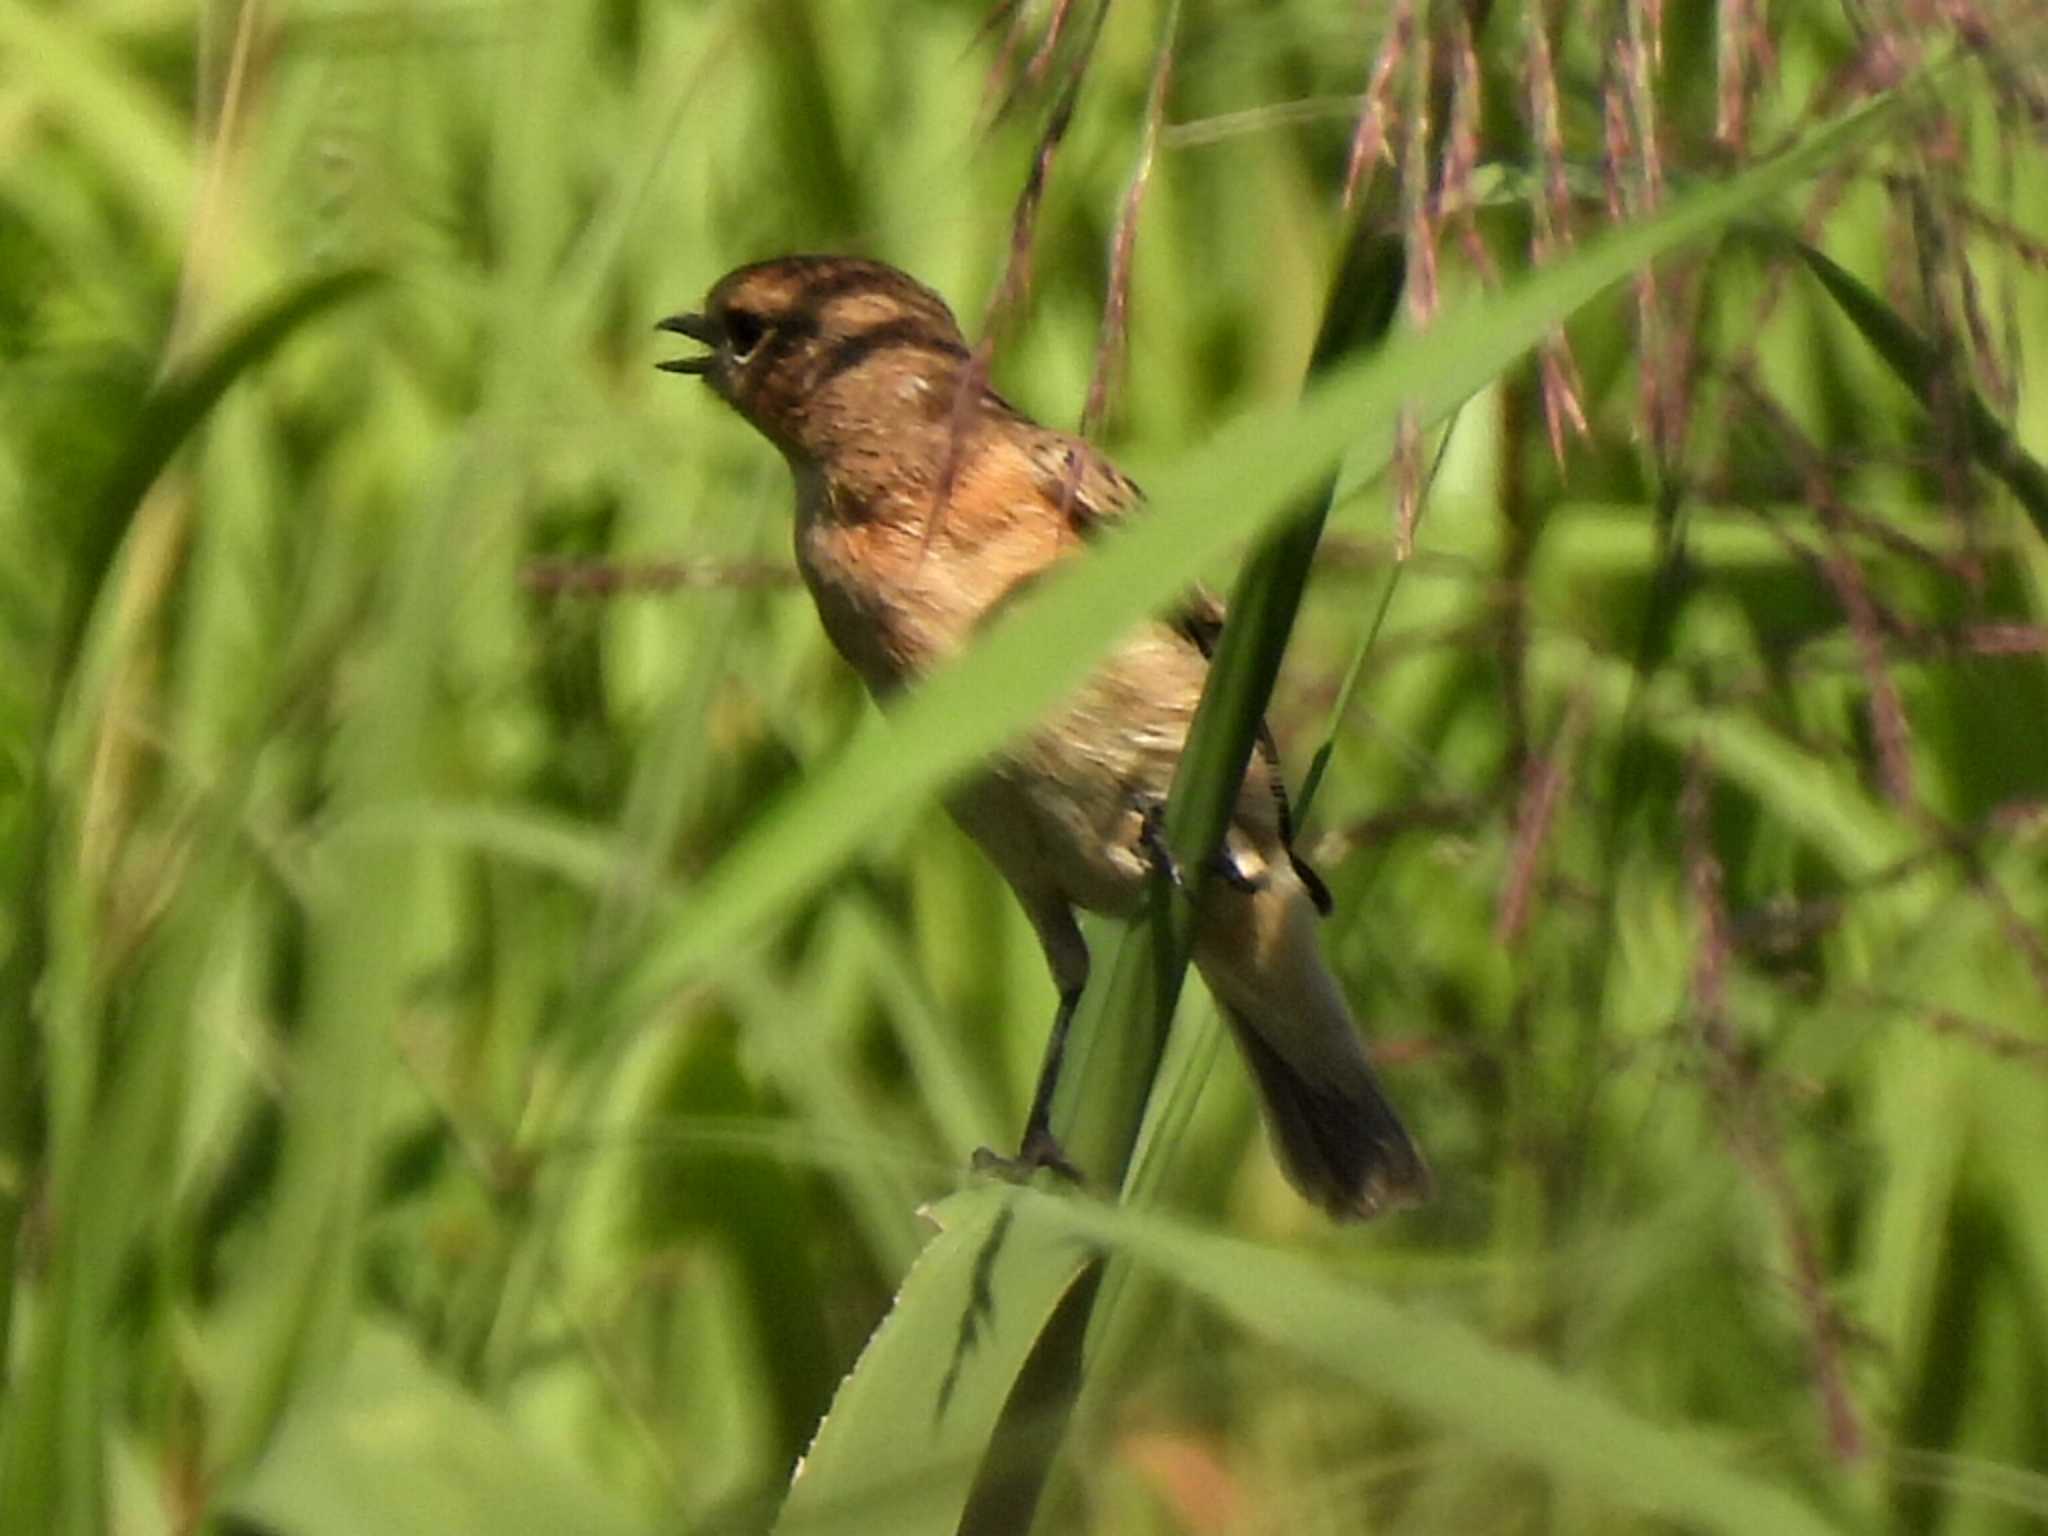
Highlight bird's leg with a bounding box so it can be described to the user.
[972,901,1089,1187]
[1015,984,1085,1178]
[1134,797,1268,894]
[971,987,1085,1185]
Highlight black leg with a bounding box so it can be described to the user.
[971,987,1084,1184]
[972,896,1090,1188]
[1017,984,1085,1176]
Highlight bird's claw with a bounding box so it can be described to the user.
[1134,799,1269,895]
[1136,800,1188,891]
[971,1129,1084,1187]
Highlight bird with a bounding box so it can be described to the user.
[656,254,1429,1219]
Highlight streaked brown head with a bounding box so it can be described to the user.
[657,256,972,465]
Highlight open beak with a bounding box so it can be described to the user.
[654,312,717,375]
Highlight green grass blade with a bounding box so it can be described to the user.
[1781,232,2048,534]
[1021,1190,1849,1536]
[0,0,196,247]
[773,1188,1095,1535]
[228,1325,650,1536]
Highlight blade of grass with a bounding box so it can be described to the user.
[229,1324,650,1536]
[0,0,197,248]
[1528,632,1918,877]
[1775,231,2048,536]
[773,1188,1095,1535]
[1017,1186,1849,1536]
[1295,404,1462,824]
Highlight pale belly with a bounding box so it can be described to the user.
[946,746,1156,919]
[942,624,1279,918]
[794,514,1278,914]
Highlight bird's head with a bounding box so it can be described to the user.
[657,255,972,466]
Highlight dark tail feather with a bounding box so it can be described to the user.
[1223,1008,1432,1221]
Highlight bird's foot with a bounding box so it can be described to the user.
[971,1126,1084,1187]
[1135,799,1188,890]
[1134,799,1269,894]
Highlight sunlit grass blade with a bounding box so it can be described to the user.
[0,0,196,245]
[773,1187,1096,1536]
[1019,1188,1849,1536]
[228,1326,650,1536]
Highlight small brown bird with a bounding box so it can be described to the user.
[658,255,1428,1219]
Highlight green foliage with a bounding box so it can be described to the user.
[3,4,2047,1536]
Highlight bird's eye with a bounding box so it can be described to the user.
[723,307,767,362]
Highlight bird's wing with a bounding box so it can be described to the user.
[1020,423,1334,915]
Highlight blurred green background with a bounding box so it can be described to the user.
[4,1,2047,1532]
